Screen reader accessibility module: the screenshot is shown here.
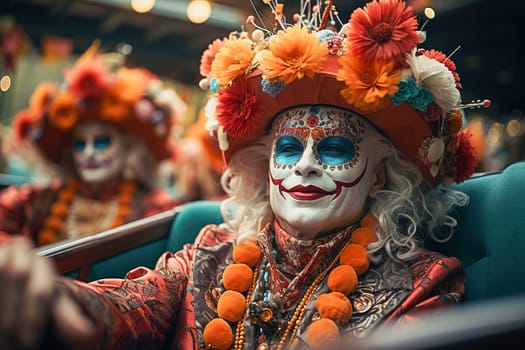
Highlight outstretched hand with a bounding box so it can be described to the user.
[0,237,94,349]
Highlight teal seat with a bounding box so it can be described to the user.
[165,200,225,251]
[435,161,525,302]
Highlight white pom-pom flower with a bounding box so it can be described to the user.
[406,51,460,112]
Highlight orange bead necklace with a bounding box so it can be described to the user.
[37,179,137,245]
[202,214,379,350]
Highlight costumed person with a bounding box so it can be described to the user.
[0,43,185,246]
[0,0,489,349]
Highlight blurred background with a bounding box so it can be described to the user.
[0,0,524,174]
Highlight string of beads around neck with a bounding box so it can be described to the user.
[203,214,379,350]
[37,179,137,245]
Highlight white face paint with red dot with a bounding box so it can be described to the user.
[269,106,380,239]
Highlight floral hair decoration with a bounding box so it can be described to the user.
[13,41,181,163]
[198,0,491,185]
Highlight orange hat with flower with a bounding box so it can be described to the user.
[12,42,179,164]
[198,0,490,185]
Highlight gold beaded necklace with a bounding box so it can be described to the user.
[37,179,137,245]
[203,214,379,350]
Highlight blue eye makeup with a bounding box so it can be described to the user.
[73,140,87,153]
[275,135,303,164]
[93,136,112,150]
[317,136,355,165]
[73,136,112,153]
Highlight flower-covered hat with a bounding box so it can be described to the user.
[199,0,490,185]
[12,42,182,164]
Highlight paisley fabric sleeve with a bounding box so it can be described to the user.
[45,237,198,350]
[385,249,466,323]
[0,183,54,242]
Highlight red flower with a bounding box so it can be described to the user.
[452,130,478,183]
[13,109,36,142]
[307,115,319,127]
[348,0,419,65]
[66,60,109,99]
[216,79,261,138]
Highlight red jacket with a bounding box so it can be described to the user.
[53,223,465,349]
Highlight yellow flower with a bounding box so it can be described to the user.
[337,56,401,112]
[211,38,254,87]
[259,25,328,84]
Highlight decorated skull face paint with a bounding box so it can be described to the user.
[72,122,126,184]
[269,106,381,239]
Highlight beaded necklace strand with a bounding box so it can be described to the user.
[37,179,137,245]
[203,214,379,350]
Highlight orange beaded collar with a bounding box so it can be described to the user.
[37,179,137,245]
[203,214,379,350]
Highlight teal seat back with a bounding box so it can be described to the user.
[435,161,525,302]
[166,200,224,252]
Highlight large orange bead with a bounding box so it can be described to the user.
[217,290,247,322]
[327,265,358,295]
[222,263,253,292]
[340,243,369,275]
[203,318,233,350]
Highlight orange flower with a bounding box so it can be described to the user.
[337,56,401,112]
[203,318,233,350]
[259,25,328,84]
[222,263,253,292]
[114,68,149,104]
[29,82,59,116]
[348,0,419,65]
[100,88,132,122]
[211,38,254,87]
[48,91,78,130]
[200,38,227,77]
[217,290,247,322]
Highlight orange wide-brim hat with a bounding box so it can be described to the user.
[225,55,433,180]
[199,0,483,185]
[13,48,179,164]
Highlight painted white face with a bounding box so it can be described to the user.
[72,122,126,184]
[269,106,380,239]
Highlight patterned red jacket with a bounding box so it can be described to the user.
[50,222,465,349]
